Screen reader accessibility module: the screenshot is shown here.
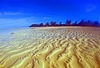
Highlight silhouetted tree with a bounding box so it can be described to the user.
[59,22,62,25]
[66,19,71,26]
[59,22,62,26]
[29,24,39,27]
[93,21,99,26]
[45,22,50,26]
[78,19,85,26]
[72,21,78,26]
[86,20,93,26]
[29,19,100,27]
[50,21,57,26]
[39,23,44,27]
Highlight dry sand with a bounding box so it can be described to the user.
[0,27,100,68]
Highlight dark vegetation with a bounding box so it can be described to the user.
[29,19,100,27]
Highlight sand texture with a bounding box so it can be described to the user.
[0,27,100,68]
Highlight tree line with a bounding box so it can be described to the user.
[29,19,100,27]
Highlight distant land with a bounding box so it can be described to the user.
[29,19,100,27]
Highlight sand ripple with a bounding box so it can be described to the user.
[0,27,100,68]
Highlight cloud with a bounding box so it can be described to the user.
[0,16,35,29]
[0,12,31,16]
[0,12,4,15]
[42,17,51,19]
[0,18,28,26]
[3,12,24,15]
[86,6,96,12]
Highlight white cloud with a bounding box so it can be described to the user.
[86,6,96,12]
[0,12,4,15]
[0,17,35,29]
[42,17,51,19]
[0,12,31,16]
[3,12,24,15]
[0,18,28,26]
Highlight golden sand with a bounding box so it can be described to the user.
[0,27,100,68]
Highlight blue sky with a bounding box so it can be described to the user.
[0,0,100,28]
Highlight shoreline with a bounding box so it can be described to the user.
[0,27,100,68]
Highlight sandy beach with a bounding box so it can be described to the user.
[0,27,100,68]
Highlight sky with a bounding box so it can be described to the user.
[0,0,100,29]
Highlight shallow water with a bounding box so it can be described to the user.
[0,27,100,68]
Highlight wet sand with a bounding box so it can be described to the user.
[0,27,100,68]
